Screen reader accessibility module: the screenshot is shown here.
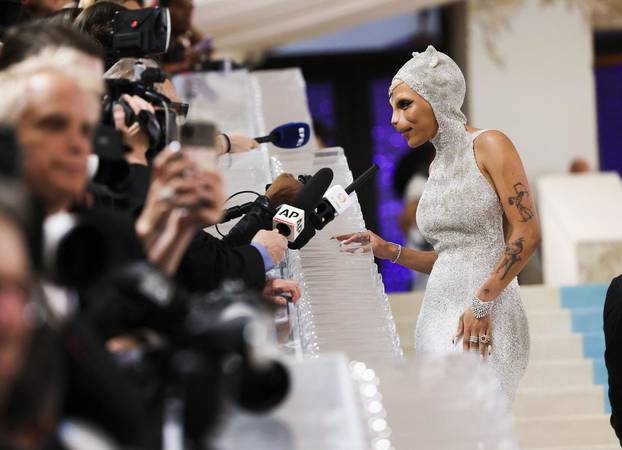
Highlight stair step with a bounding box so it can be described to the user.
[567,308,604,334]
[527,310,572,333]
[584,333,605,359]
[521,360,594,388]
[515,415,618,448]
[561,284,608,310]
[514,386,605,416]
[530,334,583,360]
[521,285,562,310]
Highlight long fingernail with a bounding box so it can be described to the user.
[488,345,492,356]
[480,354,484,361]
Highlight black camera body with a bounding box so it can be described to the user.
[101,8,175,158]
[95,266,291,444]
[111,7,171,59]
[103,64,177,155]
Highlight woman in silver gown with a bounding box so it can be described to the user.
[337,46,541,403]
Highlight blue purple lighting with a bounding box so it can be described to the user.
[306,82,337,147]
[370,78,414,292]
[596,63,622,176]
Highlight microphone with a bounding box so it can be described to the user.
[290,164,379,249]
[272,168,333,242]
[221,174,315,224]
[254,122,310,149]
[310,164,379,231]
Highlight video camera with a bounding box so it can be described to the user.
[90,264,290,445]
[111,7,171,60]
[103,61,178,157]
[101,7,177,158]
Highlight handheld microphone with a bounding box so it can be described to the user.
[222,174,315,224]
[289,164,378,250]
[310,164,379,231]
[272,167,333,242]
[254,122,310,149]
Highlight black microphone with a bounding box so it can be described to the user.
[310,164,379,231]
[293,164,379,248]
[221,174,315,224]
[345,163,379,195]
[255,122,310,148]
[273,168,333,242]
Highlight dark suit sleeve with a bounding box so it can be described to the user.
[126,163,152,217]
[61,318,149,447]
[176,231,266,292]
[604,274,622,445]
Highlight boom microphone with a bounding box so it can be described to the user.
[255,122,310,149]
[310,164,379,231]
[345,163,379,195]
[288,164,378,250]
[273,168,333,241]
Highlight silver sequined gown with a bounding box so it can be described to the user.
[414,128,530,403]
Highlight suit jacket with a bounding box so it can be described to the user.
[604,274,622,445]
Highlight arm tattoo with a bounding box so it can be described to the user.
[508,182,534,222]
[495,238,524,279]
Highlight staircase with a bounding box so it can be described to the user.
[388,283,619,450]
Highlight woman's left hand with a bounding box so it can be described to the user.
[454,308,493,359]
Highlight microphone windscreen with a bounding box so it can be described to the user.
[290,167,333,212]
[271,122,311,149]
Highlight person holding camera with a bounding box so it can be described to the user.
[0,39,245,444]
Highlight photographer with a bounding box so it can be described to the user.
[76,8,301,291]
[1,17,298,300]
[101,55,296,290]
[104,57,260,165]
[0,49,156,447]
[0,185,56,450]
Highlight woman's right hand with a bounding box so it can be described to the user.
[333,230,396,260]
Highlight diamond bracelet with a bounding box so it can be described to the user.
[470,296,494,319]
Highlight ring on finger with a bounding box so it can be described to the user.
[479,334,491,345]
[157,186,174,202]
[468,335,479,344]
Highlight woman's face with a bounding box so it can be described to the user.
[389,81,438,148]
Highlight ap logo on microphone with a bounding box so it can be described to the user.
[273,205,305,241]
